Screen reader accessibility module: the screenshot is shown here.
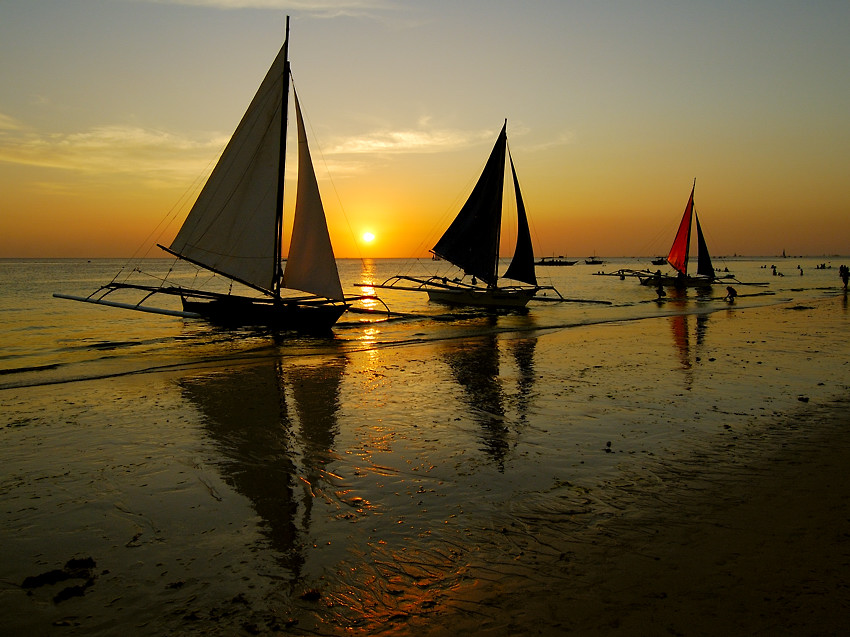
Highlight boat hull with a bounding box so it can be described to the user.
[535,259,577,266]
[426,286,537,309]
[181,296,348,332]
[638,274,715,289]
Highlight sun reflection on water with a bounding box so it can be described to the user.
[356,258,384,314]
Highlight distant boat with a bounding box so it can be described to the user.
[372,121,561,308]
[585,255,603,265]
[535,256,578,266]
[651,257,667,266]
[639,180,725,288]
[55,18,354,332]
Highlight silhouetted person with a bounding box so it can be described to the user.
[724,286,738,303]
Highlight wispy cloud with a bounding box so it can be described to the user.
[327,121,574,157]
[143,0,401,17]
[526,130,576,153]
[0,114,501,184]
[0,113,23,131]
[328,126,493,155]
[0,124,227,184]
[0,108,545,194]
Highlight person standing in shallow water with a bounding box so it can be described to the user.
[840,265,849,290]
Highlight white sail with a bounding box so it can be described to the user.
[282,91,344,301]
[168,43,287,293]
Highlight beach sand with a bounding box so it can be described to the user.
[2,295,849,635]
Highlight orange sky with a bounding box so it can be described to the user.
[1,1,848,259]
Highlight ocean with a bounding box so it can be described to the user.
[1,256,848,634]
[1,255,841,390]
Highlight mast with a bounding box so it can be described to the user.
[272,16,291,300]
[490,119,507,287]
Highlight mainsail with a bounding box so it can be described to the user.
[432,122,507,286]
[168,41,287,294]
[667,182,694,276]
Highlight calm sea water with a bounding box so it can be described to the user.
[1,255,844,390]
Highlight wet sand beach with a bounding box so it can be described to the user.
[2,280,849,635]
[437,397,850,636]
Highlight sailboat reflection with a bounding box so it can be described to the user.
[179,355,347,574]
[441,318,538,468]
[669,312,709,386]
[513,340,536,416]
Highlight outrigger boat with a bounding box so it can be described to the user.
[55,18,365,332]
[636,180,732,288]
[371,121,562,309]
[535,256,578,266]
[534,257,578,266]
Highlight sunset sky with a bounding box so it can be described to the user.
[1,0,848,259]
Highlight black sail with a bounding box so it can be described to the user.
[695,214,715,278]
[503,149,537,286]
[432,123,507,286]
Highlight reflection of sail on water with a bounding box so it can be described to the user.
[669,313,709,386]
[442,325,538,467]
[444,334,508,464]
[288,359,346,527]
[179,356,346,572]
[670,314,691,371]
[510,336,537,423]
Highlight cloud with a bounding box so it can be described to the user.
[0,112,533,191]
[0,113,23,131]
[143,0,401,16]
[526,130,576,153]
[0,113,502,184]
[0,124,227,184]
[328,127,494,155]
[325,120,573,157]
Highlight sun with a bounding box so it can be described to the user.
[362,231,376,243]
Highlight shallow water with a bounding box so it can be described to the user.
[1,255,842,388]
[1,256,848,634]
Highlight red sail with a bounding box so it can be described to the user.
[666,183,695,276]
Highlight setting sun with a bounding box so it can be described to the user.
[362,232,375,243]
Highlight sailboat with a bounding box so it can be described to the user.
[55,18,352,332]
[639,180,722,288]
[371,121,561,308]
[535,256,577,266]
